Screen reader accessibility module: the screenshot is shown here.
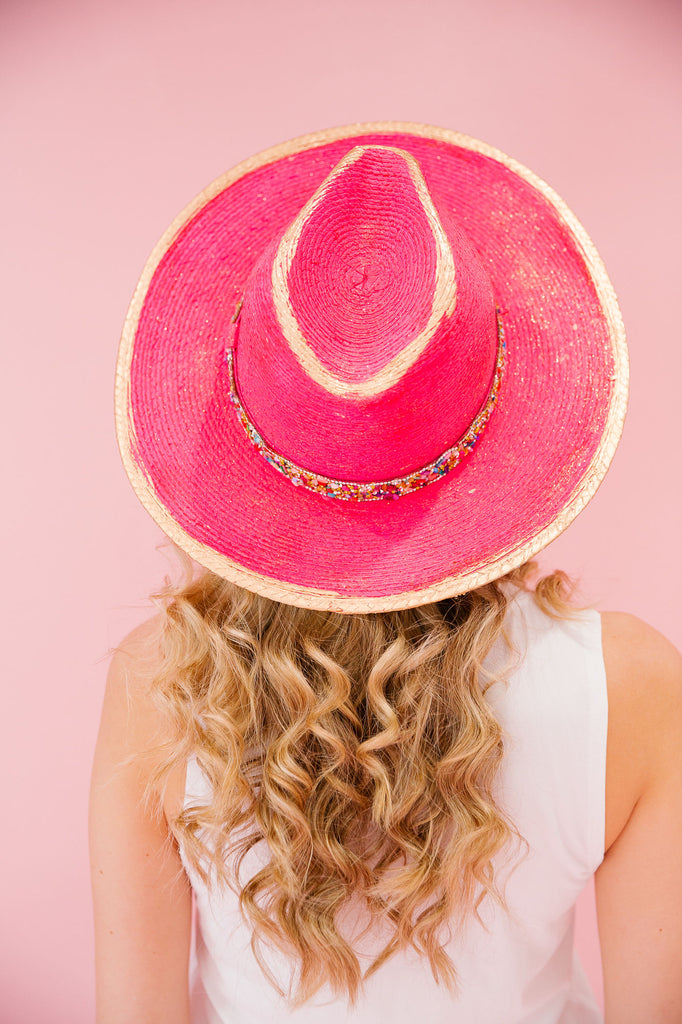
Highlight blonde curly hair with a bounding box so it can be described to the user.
[139,545,585,1007]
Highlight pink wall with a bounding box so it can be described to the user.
[2,0,680,1019]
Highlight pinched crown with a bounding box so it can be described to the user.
[228,145,502,490]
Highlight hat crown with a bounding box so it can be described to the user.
[270,146,457,397]
[232,145,500,481]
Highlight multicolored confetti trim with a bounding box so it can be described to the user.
[226,309,506,501]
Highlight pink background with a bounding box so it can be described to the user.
[2,0,680,1020]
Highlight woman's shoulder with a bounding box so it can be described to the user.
[101,613,166,749]
[600,610,682,854]
[102,613,188,823]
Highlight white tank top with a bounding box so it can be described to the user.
[179,588,607,1023]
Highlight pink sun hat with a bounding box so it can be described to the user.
[115,121,628,613]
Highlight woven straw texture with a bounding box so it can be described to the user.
[115,121,628,612]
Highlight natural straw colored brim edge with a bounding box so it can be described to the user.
[114,120,629,613]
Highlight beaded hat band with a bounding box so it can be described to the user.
[225,309,506,501]
[115,122,628,613]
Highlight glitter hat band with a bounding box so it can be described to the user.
[115,122,628,613]
[225,308,506,501]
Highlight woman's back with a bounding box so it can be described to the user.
[146,589,679,1023]
[90,584,682,1023]
[178,588,606,1022]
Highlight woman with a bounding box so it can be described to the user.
[91,124,682,1023]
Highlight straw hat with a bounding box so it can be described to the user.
[115,122,628,613]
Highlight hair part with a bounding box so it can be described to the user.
[138,545,586,1007]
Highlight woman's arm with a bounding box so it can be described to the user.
[89,617,192,1024]
[597,612,682,1024]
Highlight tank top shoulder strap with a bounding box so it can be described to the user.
[490,587,608,879]
[184,750,210,810]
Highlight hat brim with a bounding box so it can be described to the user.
[115,122,628,612]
